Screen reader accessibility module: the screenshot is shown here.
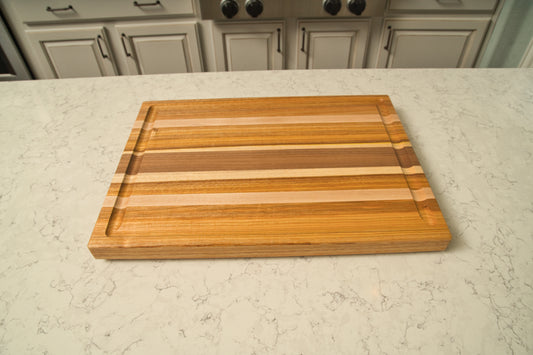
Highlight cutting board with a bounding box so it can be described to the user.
[88,96,451,259]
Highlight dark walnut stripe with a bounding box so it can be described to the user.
[395,147,420,168]
[107,174,413,195]
[116,147,399,174]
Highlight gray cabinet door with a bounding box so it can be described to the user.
[26,25,117,79]
[115,21,203,75]
[297,20,370,69]
[213,22,284,71]
[376,18,490,68]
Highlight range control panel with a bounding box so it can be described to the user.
[199,0,387,20]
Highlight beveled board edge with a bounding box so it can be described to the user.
[88,95,451,259]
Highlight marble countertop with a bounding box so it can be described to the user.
[0,69,532,354]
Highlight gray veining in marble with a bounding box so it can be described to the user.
[0,69,532,354]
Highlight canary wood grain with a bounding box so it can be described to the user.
[88,95,451,259]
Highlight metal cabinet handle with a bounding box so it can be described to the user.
[277,28,281,53]
[46,5,74,12]
[133,0,161,8]
[96,35,109,59]
[300,27,306,52]
[436,0,462,4]
[121,33,132,57]
[384,26,393,50]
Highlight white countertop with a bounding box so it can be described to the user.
[0,69,532,354]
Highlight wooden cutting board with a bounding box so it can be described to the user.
[88,96,451,259]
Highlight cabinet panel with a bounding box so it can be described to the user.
[132,35,189,74]
[389,30,470,68]
[25,25,117,79]
[115,22,203,75]
[376,18,490,68]
[297,20,369,69]
[225,33,271,71]
[213,22,284,71]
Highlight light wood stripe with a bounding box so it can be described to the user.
[392,141,412,149]
[142,120,155,131]
[110,166,408,183]
[412,187,435,201]
[107,174,414,195]
[382,113,401,125]
[131,114,382,129]
[103,188,414,208]
[403,166,424,175]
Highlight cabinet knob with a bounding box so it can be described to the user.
[323,0,342,16]
[348,0,366,15]
[245,0,263,18]
[220,0,239,19]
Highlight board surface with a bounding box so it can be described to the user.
[88,96,451,259]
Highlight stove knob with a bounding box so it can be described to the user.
[220,0,239,19]
[348,0,366,15]
[323,0,341,16]
[245,0,263,17]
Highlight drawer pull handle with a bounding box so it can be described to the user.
[436,0,462,4]
[46,5,74,13]
[277,28,281,53]
[133,0,162,8]
[96,35,109,59]
[301,27,306,52]
[384,26,393,50]
[121,33,132,57]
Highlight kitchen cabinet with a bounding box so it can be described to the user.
[115,21,203,75]
[0,0,505,76]
[24,21,203,79]
[212,22,284,71]
[376,18,491,68]
[296,20,369,69]
[25,25,117,79]
[213,19,369,71]
[1,0,203,79]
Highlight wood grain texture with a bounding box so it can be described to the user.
[88,95,451,259]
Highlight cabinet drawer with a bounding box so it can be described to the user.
[10,0,194,23]
[388,0,499,12]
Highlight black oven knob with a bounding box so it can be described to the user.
[348,0,366,15]
[220,0,239,19]
[245,0,263,17]
[323,0,342,16]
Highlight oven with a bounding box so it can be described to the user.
[198,0,387,20]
